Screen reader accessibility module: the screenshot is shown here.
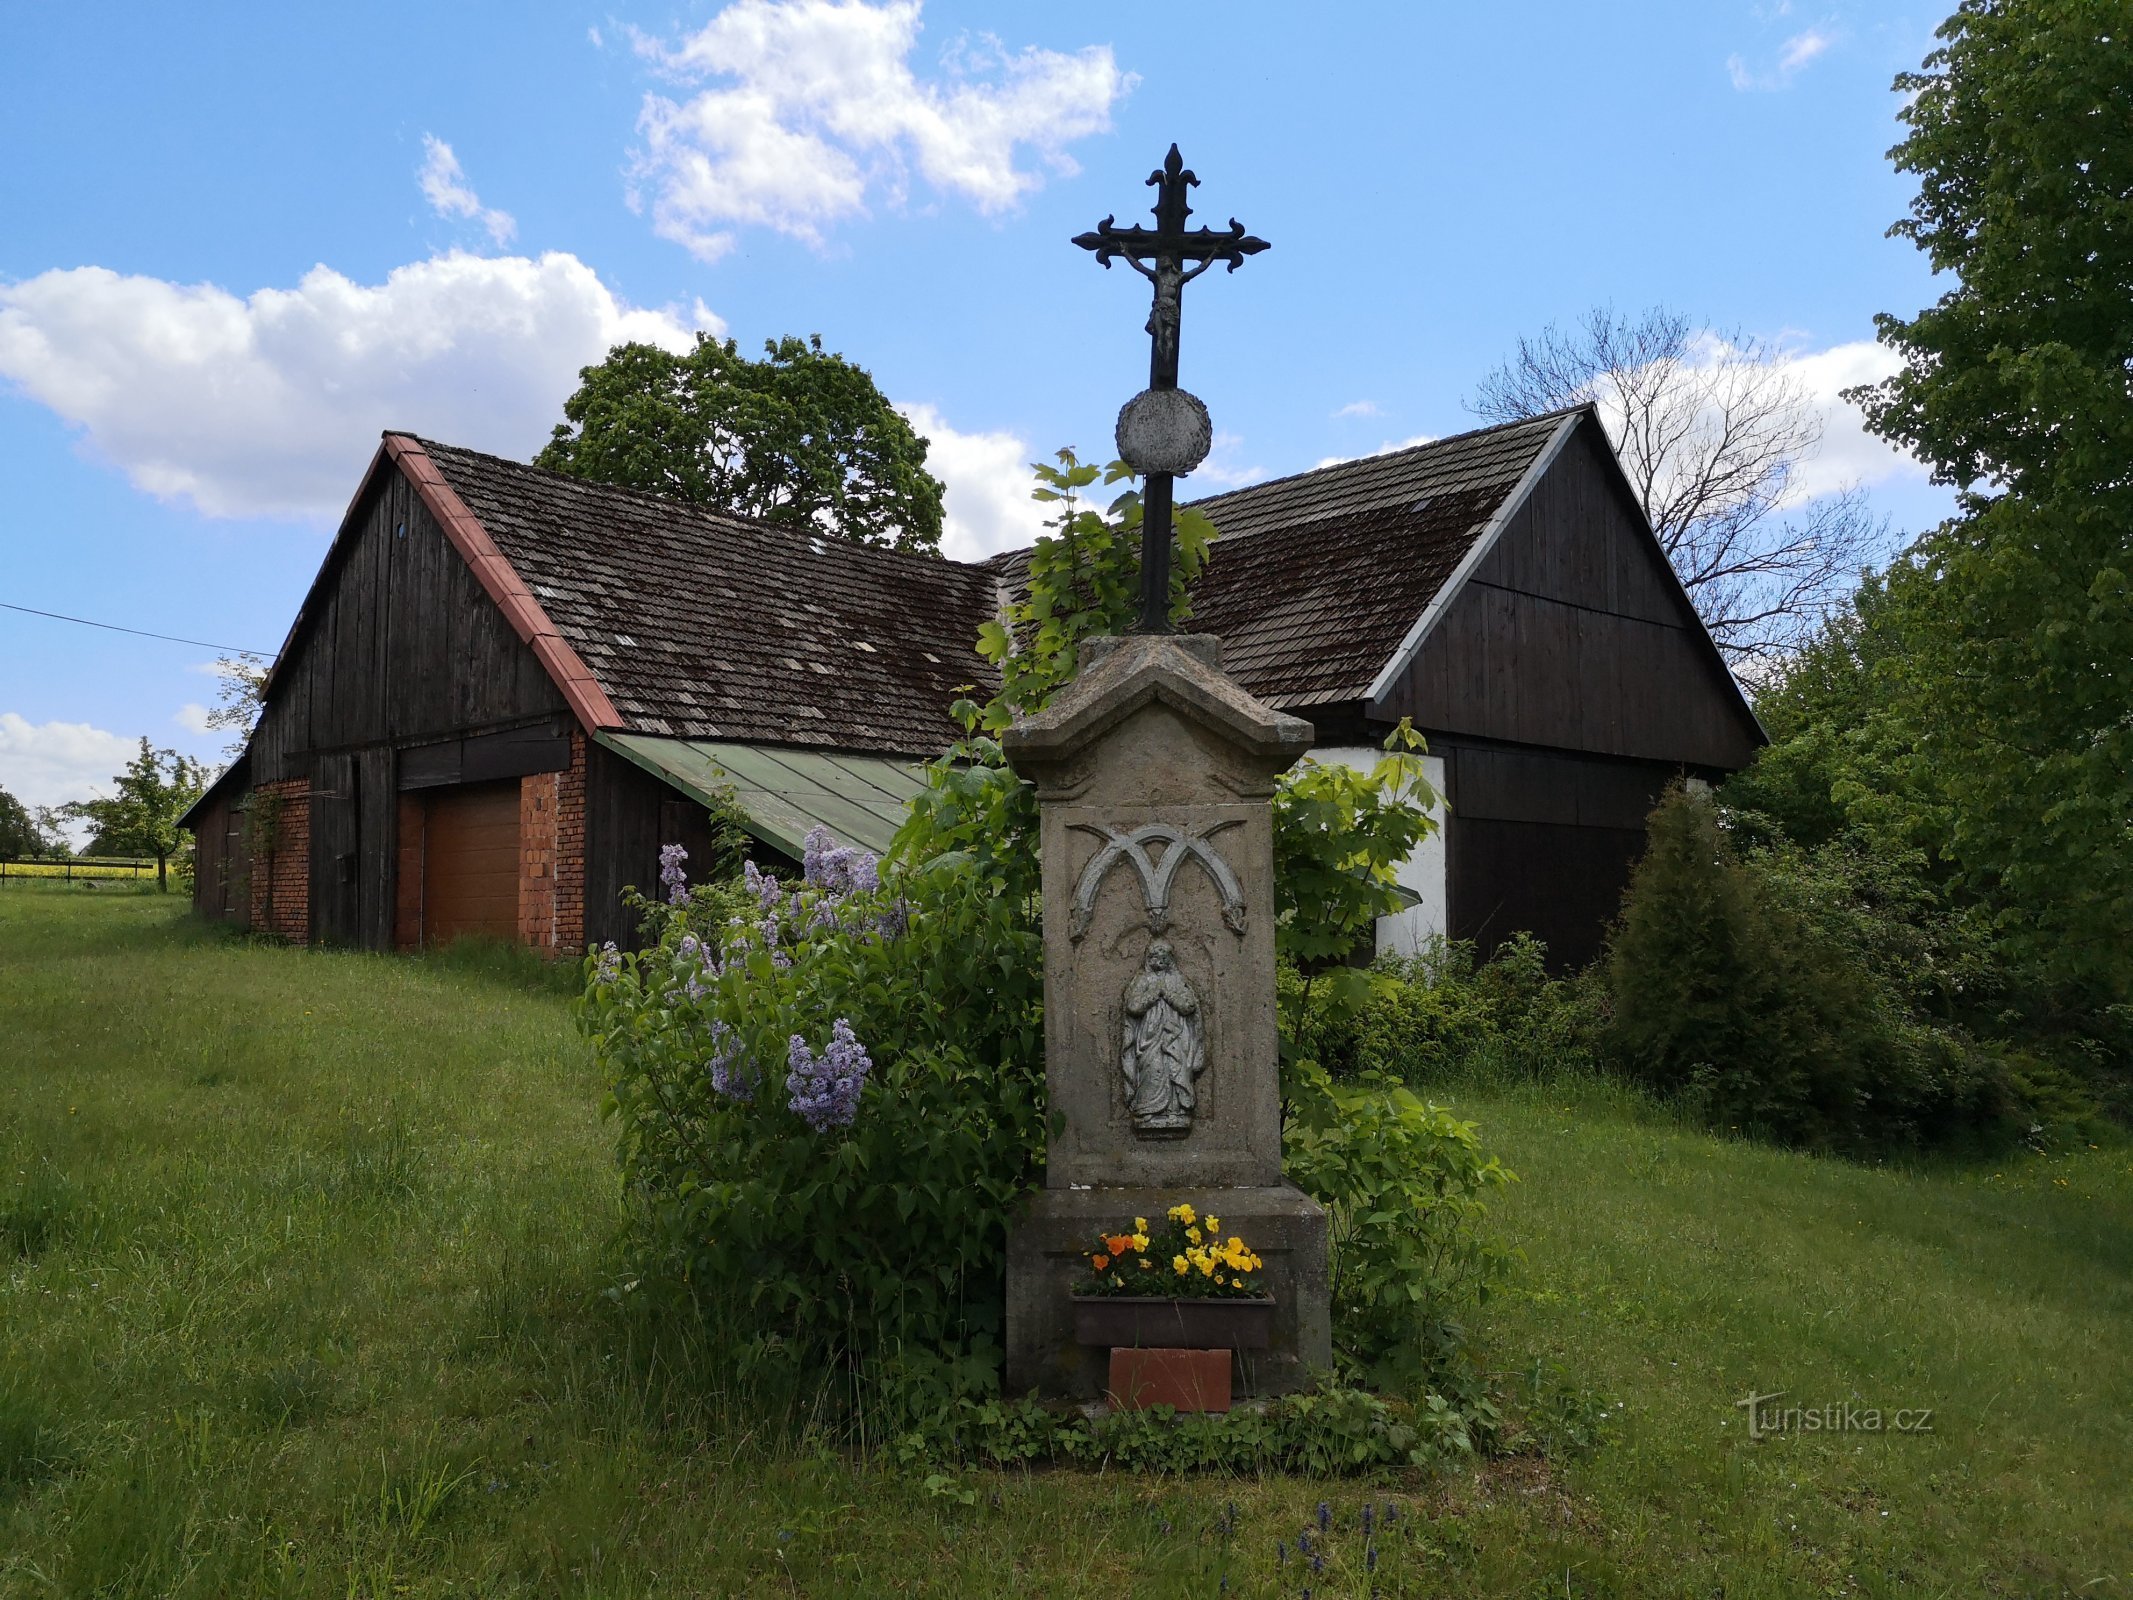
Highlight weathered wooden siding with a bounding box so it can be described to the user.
[1377,425,1761,772]
[236,463,581,949]
[1435,737,1683,971]
[188,786,246,925]
[579,740,739,950]
[250,470,569,784]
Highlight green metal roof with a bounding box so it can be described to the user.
[595,733,928,859]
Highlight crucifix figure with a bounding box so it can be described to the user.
[1074,146,1269,633]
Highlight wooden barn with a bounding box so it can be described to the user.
[184,404,1761,968]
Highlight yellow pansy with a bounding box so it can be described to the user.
[1172,1255,1189,1274]
[1186,1226,1202,1245]
[1204,1216,1220,1233]
[1134,1217,1149,1233]
[1131,1233,1150,1250]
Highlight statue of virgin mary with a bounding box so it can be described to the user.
[1120,940,1204,1137]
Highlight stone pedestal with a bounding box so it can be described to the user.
[1008,1183,1330,1399]
[1002,634,1330,1398]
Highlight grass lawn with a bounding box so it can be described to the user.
[2,887,2127,1597]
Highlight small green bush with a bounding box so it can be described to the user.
[1282,1059,1515,1387]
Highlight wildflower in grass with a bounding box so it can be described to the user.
[659,843,689,905]
[1317,1502,1331,1532]
[785,1018,871,1131]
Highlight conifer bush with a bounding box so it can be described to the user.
[1606,786,2016,1151]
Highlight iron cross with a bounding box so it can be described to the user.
[1073,144,1270,392]
[1074,146,1269,632]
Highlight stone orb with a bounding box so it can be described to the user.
[1115,387,1213,477]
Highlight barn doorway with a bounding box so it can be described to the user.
[418,780,520,944]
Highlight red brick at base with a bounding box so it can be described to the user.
[1106,1348,1233,1413]
[247,778,310,944]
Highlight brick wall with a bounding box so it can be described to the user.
[515,730,586,957]
[517,770,559,952]
[555,730,587,955]
[247,778,310,944]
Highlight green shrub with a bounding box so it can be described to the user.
[579,815,1045,1429]
[1606,786,2021,1152]
[1282,1059,1515,1387]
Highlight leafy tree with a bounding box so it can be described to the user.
[1473,305,1882,665]
[537,333,946,554]
[57,739,208,892]
[0,786,65,859]
[1834,0,2133,1027]
[204,654,268,760]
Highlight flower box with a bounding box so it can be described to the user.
[1070,1294,1275,1351]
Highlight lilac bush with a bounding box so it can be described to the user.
[577,812,1046,1413]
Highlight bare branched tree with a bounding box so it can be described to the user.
[1471,305,1882,668]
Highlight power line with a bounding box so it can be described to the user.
[0,600,273,658]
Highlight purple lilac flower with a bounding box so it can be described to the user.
[659,843,689,906]
[594,941,621,983]
[801,824,881,897]
[708,1022,752,1101]
[743,860,783,914]
[784,1018,872,1132]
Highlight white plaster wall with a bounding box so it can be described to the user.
[1313,746,1449,958]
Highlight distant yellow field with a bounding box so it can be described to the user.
[0,859,156,882]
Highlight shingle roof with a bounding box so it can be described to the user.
[1180,410,1577,706]
[418,440,999,754]
[400,410,1577,755]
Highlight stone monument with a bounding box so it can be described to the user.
[1002,632,1331,1399]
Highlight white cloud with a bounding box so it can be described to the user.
[1192,431,1266,490]
[0,713,139,813]
[1332,400,1380,419]
[1763,337,1918,501]
[0,252,717,521]
[630,0,1130,261]
[418,136,517,245]
[899,401,1048,560]
[1728,26,1834,90]
[1315,433,1435,470]
[175,703,213,735]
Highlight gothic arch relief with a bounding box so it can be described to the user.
[1067,819,1246,942]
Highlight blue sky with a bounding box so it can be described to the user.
[0,0,1956,818]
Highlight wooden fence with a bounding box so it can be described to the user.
[0,856,159,884]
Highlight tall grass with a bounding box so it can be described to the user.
[0,884,2126,1596]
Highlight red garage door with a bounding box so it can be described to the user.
[421,781,520,944]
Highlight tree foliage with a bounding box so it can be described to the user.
[0,786,66,859]
[1796,0,2133,1043]
[536,333,945,553]
[1473,305,1882,665]
[205,655,268,761]
[56,739,207,891]
[1608,787,2019,1152]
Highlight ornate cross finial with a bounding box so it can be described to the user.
[1074,146,1269,633]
